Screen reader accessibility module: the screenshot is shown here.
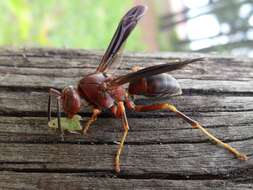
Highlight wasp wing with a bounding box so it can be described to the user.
[96,5,147,73]
[108,58,204,87]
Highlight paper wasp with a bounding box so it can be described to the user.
[48,5,247,173]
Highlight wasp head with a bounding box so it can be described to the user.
[61,86,81,118]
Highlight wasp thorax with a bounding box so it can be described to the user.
[61,86,81,118]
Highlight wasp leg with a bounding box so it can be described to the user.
[48,88,64,140]
[82,108,101,135]
[48,91,52,122]
[48,88,61,122]
[127,101,248,161]
[114,102,129,173]
[56,96,64,141]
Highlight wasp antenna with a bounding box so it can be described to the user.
[48,93,51,122]
[56,97,64,141]
[48,88,62,122]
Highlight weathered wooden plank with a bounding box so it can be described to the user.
[0,112,252,144]
[1,75,253,94]
[0,172,252,190]
[0,57,252,80]
[0,48,253,189]
[1,90,253,114]
[0,48,252,92]
[0,141,251,175]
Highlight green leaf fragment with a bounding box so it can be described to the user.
[48,114,82,132]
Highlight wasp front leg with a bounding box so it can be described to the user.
[48,88,64,140]
[82,108,101,134]
[126,98,248,161]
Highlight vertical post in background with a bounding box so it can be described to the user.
[133,0,159,52]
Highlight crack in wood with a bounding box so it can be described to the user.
[0,168,250,181]
[0,136,251,146]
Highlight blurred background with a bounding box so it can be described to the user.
[0,0,253,56]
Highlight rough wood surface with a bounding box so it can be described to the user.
[0,48,252,190]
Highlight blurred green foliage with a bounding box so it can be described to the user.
[0,0,146,51]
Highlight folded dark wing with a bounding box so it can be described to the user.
[108,58,204,87]
[96,5,147,73]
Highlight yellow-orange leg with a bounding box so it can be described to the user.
[82,108,101,134]
[131,102,248,160]
[114,102,129,173]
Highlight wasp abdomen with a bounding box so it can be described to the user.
[128,73,182,97]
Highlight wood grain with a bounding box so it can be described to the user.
[0,48,252,189]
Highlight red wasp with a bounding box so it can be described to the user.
[48,5,247,173]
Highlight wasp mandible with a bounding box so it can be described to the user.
[48,5,247,173]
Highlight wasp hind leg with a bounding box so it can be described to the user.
[126,100,248,160]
